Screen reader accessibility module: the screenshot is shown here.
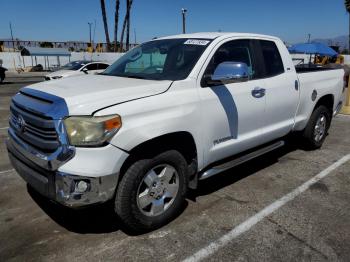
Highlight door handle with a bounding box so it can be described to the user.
[251,87,266,98]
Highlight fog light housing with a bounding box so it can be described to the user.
[75,180,89,193]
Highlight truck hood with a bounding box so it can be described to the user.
[23,74,172,115]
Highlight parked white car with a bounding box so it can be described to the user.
[7,33,345,232]
[44,60,110,80]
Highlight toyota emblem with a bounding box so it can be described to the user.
[16,115,26,132]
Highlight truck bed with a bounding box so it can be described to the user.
[295,63,343,74]
[293,66,344,131]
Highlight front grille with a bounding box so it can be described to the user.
[9,102,59,153]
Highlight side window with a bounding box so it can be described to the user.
[203,40,256,80]
[98,63,109,70]
[259,40,284,77]
[85,63,98,71]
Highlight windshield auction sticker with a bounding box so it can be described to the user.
[184,39,210,45]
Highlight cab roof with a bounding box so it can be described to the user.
[157,32,280,41]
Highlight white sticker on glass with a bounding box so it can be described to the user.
[184,39,210,46]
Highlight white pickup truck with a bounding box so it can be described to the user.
[44,60,110,80]
[6,33,345,232]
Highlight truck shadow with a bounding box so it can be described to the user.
[27,136,311,235]
[27,185,188,235]
[189,136,309,199]
[27,186,121,234]
[210,86,238,138]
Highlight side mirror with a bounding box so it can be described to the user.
[207,62,249,86]
[82,68,88,74]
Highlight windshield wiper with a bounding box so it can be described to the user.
[123,75,146,79]
[99,73,149,79]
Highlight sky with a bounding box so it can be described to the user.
[0,0,349,44]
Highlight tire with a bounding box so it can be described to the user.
[115,150,188,232]
[302,105,331,149]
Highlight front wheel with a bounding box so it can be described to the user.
[302,105,331,149]
[115,150,188,232]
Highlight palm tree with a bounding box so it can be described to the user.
[345,0,350,52]
[120,0,133,51]
[125,0,133,51]
[100,0,111,49]
[114,0,120,52]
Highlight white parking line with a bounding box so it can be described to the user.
[0,169,14,174]
[0,126,9,130]
[183,154,350,262]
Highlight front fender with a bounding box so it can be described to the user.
[96,81,205,169]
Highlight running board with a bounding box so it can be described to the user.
[199,141,285,180]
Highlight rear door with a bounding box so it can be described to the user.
[198,39,267,165]
[257,40,299,141]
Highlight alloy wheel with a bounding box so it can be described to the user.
[136,164,179,216]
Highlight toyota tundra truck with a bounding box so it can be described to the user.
[6,33,345,232]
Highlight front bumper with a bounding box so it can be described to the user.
[6,133,124,208]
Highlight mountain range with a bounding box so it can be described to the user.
[311,35,349,50]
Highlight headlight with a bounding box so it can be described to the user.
[52,76,63,79]
[64,115,122,146]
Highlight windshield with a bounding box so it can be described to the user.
[60,61,87,71]
[102,38,212,80]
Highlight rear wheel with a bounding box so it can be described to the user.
[302,105,331,149]
[115,150,188,232]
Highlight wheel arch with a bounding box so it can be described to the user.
[314,94,334,115]
[119,131,199,188]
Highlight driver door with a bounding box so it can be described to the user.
[198,39,266,165]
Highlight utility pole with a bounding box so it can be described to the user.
[9,22,15,51]
[307,33,311,43]
[181,8,187,34]
[88,22,92,43]
[93,20,96,49]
